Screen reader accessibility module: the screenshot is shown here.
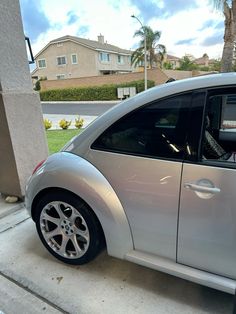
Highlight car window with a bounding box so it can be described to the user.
[201,91,236,167]
[92,93,192,160]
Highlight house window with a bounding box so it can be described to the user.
[38,59,46,68]
[138,60,144,66]
[118,55,124,64]
[57,56,66,65]
[71,54,77,64]
[56,74,65,80]
[99,52,110,62]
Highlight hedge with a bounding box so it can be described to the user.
[39,79,155,101]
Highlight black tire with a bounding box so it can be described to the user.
[34,191,103,265]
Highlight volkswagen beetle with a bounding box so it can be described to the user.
[25,73,236,294]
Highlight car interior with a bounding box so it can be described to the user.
[202,94,236,163]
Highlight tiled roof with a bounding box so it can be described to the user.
[50,35,132,54]
[194,57,208,64]
[166,54,180,60]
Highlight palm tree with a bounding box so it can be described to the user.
[213,0,236,72]
[131,26,166,69]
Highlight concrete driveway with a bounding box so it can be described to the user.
[0,207,234,314]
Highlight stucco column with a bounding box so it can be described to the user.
[0,0,48,197]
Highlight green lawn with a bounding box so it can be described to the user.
[46,129,82,154]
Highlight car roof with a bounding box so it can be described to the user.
[64,73,236,155]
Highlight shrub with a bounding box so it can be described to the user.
[34,76,47,91]
[44,118,52,130]
[40,79,155,101]
[59,119,71,130]
[75,116,84,129]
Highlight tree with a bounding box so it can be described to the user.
[177,56,199,71]
[163,61,173,69]
[34,76,47,91]
[213,0,236,72]
[131,26,166,69]
[211,59,222,71]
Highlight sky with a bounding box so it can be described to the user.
[19,0,224,61]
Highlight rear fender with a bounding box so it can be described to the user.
[26,153,133,259]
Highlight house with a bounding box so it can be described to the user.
[163,54,181,69]
[194,53,209,67]
[31,34,133,81]
[194,53,216,68]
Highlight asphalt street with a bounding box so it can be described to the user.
[41,101,119,116]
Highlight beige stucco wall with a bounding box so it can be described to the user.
[163,69,215,80]
[34,41,98,80]
[34,40,132,80]
[40,68,168,91]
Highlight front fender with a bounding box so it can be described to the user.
[25,152,133,259]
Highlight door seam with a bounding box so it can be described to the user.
[176,162,184,262]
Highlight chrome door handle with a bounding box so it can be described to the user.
[184,183,221,194]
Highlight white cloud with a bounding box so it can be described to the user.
[150,4,223,59]
[30,0,225,60]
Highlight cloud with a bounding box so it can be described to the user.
[19,0,50,42]
[159,0,198,16]
[198,20,215,31]
[129,0,159,21]
[130,0,198,21]
[77,26,90,37]
[175,38,197,45]
[201,32,223,46]
[198,19,224,32]
[67,11,79,25]
[215,20,224,30]
[19,0,224,61]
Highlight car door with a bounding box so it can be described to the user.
[89,93,192,260]
[178,88,236,279]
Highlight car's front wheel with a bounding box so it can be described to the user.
[34,191,103,265]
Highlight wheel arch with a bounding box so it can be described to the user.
[28,154,134,259]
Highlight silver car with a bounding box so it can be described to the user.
[26,73,236,294]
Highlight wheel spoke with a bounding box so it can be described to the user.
[53,203,67,219]
[41,213,60,226]
[58,235,69,255]
[69,207,79,221]
[44,227,61,241]
[75,227,89,242]
[71,235,82,255]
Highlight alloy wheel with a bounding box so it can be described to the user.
[39,201,90,259]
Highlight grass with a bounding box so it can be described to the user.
[46,129,82,154]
